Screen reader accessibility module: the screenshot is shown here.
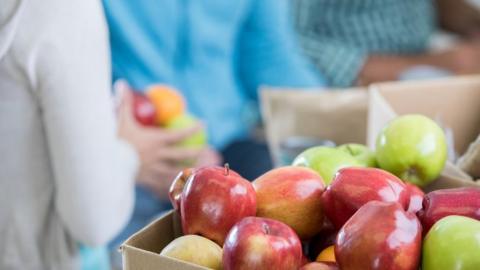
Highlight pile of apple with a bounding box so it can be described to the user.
[132,84,206,147]
[159,114,480,270]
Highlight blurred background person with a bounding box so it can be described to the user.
[0,0,197,269]
[294,0,480,87]
[101,0,325,264]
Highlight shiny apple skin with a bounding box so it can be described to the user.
[132,91,156,126]
[418,187,480,234]
[180,166,256,245]
[301,262,339,270]
[223,217,303,270]
[322,167,409,229]
[253,166,325,239]
[336,201,422,270]
[405,183,425,214]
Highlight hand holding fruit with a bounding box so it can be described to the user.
[116,80,209,199]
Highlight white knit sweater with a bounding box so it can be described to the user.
[0,0,138,269]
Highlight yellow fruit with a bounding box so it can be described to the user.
[160,235,223,269]
[146,85,185,125]
[316,245,336,263]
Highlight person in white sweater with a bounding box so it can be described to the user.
[0,0,202,269]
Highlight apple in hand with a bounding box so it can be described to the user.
[165,114,207,148]
[178,165,256,245]
[375,114,447,187]
[132,91,156,126]
[423,216,480,270]
[418,187,480,233]
[253,166,325,239]
[405,183,424,214]
[301,262,339,270]
[337,143,377,167]
[160,235,223,270]
[292,146,361,185]
[322,167,409,229]
[336,201,422,270]
[223,217,303,270]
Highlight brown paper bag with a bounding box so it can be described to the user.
[367,76,480,190]
[261,87,368,166]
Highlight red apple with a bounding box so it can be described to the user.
[301,262,339,270]
[336,201,422,270]
[253,166,325,239]
[132,91,156,126]
[169,168,194,210]
[405,183,424,214]
[322,167,409,229]
[223,217,303,270]
[180,165,256,245]
[418,187,480,234]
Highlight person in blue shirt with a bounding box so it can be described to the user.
[101,0,324,266]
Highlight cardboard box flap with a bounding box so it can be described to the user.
[122,210,176,253]
[122,210,207,270]
[261,88,368,166]
[458,134,480,178]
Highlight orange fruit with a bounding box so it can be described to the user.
[316,245,336,263]
[146,85,185,125]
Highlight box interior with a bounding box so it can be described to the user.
[261,88,368,165]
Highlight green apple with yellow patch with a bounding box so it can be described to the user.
[375,114,447,187]
[165,114,207,148]
[292,146,361,185]
[337,143,377,167]
[422,216,480,270]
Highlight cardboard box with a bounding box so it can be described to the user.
[121,210,209,270]
[261,87,368,166]
[122,76,480,269]
[367,76,480,190]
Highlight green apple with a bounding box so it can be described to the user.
[292,146,361,185]
[337,143,377,167]
[423,216,480,270]
[375,114,447,187]
[160,235,223,269]
[165,114,207,148]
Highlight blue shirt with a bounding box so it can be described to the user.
[103,0,324,149]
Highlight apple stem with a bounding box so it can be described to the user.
[262,223,270,235]
[347,145,354,155]
[224,163,230,176]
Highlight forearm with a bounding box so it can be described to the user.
[357,53,455,85]
[38,0,138,246]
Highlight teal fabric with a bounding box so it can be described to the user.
[79,245,110,270]
[294,0,436,87]
[102,0,325,149]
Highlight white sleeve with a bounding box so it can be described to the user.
[35,0,138,246]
